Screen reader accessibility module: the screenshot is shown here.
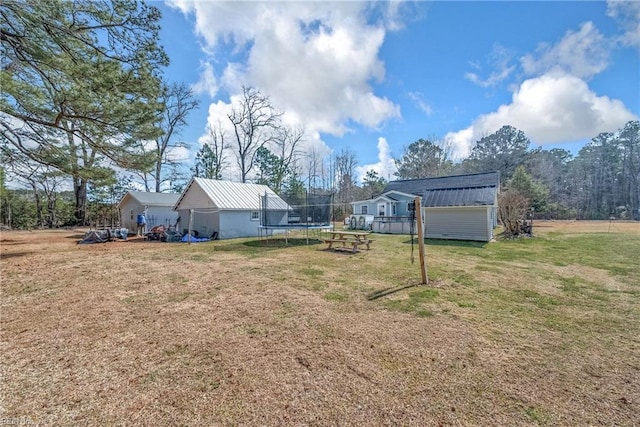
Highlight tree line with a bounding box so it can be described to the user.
[393,122,639,221]
[1,2,637,229]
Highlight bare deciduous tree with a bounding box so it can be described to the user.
[498,190,530,237]
[269,124,304,193]
[193,122,229,180]
[334,148,358,217]
[141,83,199,192]
[227,86,282,182]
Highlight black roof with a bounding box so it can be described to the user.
[384,171,499,195]
[423,187,497,207]
[384,171,500,207]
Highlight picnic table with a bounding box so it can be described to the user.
[323,230,374,253]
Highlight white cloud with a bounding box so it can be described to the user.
[168,1,401,142]
[355,137,397,183]
[607,0,640,48]
[444,126,475,160]
[465,44,516,88]
[191,61,219,98]
[521,22,611,79]
[445,72,638,158]
[408,92,432,116]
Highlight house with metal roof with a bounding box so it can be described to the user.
[173,178,291,240]
[117,191,181,232]
[351,171,500,241]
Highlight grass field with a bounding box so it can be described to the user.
[1,221,639,426]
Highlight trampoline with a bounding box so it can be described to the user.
[258,192,335,245]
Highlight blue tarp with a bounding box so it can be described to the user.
[78,228,128,244]
[180,234,210,243]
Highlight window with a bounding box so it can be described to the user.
[250,211,260,221]
[392,204,396,216]
[130,209,134,221]
[378,203,386,217]
[361,206,368,214]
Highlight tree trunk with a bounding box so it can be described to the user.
[46,192,57,228]
[74,176,88,225]
[31,183,43,227]
[155,161,162,193]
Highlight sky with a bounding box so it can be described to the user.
[155,0,640,184]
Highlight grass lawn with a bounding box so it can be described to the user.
[1,221,639,426]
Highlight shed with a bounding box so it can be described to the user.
[173,178,291,240]
[117,191,180,232]
[353,171,500,241]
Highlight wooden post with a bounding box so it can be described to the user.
[414,197,428,285]
[188,209,194,244]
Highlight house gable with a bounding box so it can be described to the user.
[117,191,180,209]
[174,180,218,211]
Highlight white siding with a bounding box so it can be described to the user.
[176,183,218,210]
[145,206,179,229]
[424,206,493,242]
[118,198,178,231]
[220,211,260,239]
[119,199,143,231]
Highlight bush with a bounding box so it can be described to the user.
[498,190,531,237]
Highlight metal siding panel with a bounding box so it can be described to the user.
[425,207,491,241]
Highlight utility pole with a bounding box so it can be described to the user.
[414,197,428,285]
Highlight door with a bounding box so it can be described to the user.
[377,203,386,217]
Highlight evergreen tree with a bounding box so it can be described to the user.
[463,125,530,182]
[1,0,167,223]
[394,138,452,179]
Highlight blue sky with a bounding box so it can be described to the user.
[156,1,639,183]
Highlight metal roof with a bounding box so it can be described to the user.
[384,171,500,195]
[117,191,180,208]
[177,178,291,211]
[423,187,497,207]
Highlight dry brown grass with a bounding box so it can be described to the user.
[532,219,640,235]
[1,221,638,426]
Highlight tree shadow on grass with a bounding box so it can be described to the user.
[367,283,418,300]
[249,238,324,247]
[0,251,34,259]
[214,238,324,252]
[65,234,86,240]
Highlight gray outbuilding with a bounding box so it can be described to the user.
[352,171,500,242]
[173,178,291,240]
[117,191,181,232]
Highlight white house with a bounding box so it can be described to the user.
[117,191,180,232]
[351,171,500,242]
[173,178,291,240]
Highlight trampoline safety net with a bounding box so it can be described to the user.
[259,192,333,227]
